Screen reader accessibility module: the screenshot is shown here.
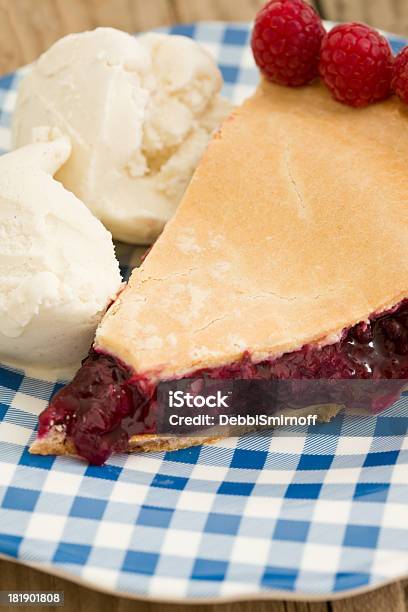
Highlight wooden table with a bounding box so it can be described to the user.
[0,1,407,611]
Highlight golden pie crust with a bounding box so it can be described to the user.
[96,80,408,381]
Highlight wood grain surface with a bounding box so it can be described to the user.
[0,1,407,611]
[1,0,408,75]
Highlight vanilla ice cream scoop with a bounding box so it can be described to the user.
[12,28,232,244]
[0,130,122,377]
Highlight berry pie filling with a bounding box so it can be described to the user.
[38,299,408,464]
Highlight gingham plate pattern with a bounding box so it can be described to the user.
[0,21,408,603]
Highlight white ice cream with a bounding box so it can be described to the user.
[0,129,122,377]
[12,28,232,244]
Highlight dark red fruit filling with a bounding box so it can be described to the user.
[39,300,407,464]
[203,299,408,381]
[38,353,156,465]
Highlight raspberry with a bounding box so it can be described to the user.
[251,0,325,87]
[392,47,408,103]
[319,23,393,107]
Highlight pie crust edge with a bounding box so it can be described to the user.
[29,403,340,458]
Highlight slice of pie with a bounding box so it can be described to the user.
[30,80,408,464]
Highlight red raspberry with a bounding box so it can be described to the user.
[392,47,408,103]
[319,23,393,107]
[251,0,325,87]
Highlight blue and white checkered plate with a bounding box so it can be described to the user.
[1,21,408,604]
